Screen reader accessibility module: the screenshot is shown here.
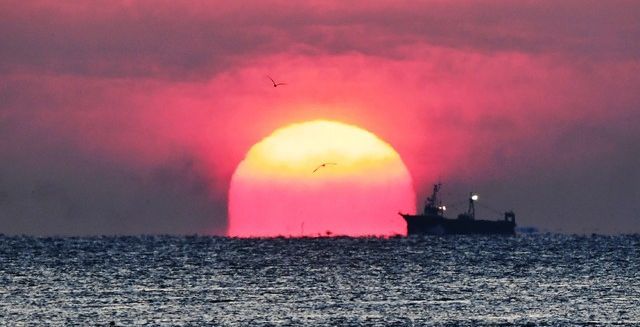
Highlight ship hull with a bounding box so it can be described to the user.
[401,214,515,235]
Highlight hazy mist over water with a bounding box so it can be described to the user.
[1,234,638,326]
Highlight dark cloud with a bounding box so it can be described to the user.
[1,1,638,80]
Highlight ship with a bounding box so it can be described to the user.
[399,183,516,235]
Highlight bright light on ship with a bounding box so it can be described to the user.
[471,194,479,201]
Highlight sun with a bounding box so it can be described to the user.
[228,120,415,237]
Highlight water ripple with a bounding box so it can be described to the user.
[0,234,638,326]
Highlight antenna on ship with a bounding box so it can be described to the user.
[424,183,445,216]
[468,192,478,220]
[429,183,441,205]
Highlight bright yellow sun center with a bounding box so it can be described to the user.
[243,120,404,180]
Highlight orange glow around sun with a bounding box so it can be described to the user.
[228,120,415,237]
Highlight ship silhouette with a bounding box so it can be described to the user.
[400,183,516,235]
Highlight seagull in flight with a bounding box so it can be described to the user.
[313,162,337,173]
[268,75,286,87]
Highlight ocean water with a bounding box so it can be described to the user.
[0,234,638,326]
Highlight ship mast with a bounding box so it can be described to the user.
[427,183,440,207]
[467,192,478,220]
[424,183,444,216]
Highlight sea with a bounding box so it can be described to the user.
[0,234,638,326]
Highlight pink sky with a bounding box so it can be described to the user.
[1,1,639,234]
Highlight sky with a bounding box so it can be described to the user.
[1,0,639,235]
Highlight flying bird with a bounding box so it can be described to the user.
[268,75,286,87]
[313,162,337,173]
